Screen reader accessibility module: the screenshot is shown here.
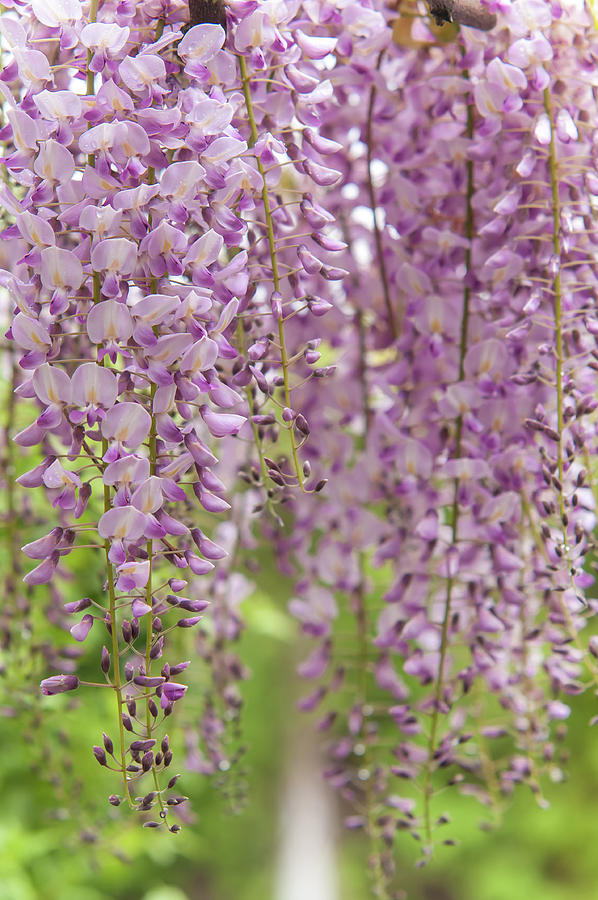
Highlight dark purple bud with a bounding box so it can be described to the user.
[64,597,92,614]
[169,661,191,676]
[134,675,165,687]
[127,699,137,717]
[122,714,134,732]
[163,750,173,766]
[102,733,114,755]
[150,637,164,660]
[314,479,328,493]
[41,674,79,695]
[74,482,91,517]
[170,824,181,834]
[177,616,202,628]
[152,617,163,633]
[101,646,110,674]
[131,618,140,641]
[141,751,154,772]
[148,698,159,718]
[166,796,188,807]
[294,414,309,435]
[161,735,170,754]
[178,598,209,612]
[143,821,161,829]
[93,746,108,767]
[130,739,156,752]
[124,662,134,681]
[169,578,187,592]
[109,795,121,806]
[167,774,179,789]
[122,619,132,643]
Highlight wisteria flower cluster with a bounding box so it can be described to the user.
[0,0,337,825]
[3,0,598,893]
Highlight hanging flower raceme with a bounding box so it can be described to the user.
[272,0,598,887]
[0,0,287,825]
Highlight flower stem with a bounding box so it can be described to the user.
[366,52,398,340]
[238,54,305,491]
[423,94,474,848]
[102,441,132,807]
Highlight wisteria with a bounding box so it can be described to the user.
[2,0,598,895]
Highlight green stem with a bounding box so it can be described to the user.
[544,89,564,501]
[83,0,131,806]
[543,89,598,685]
[238,54,305,491]
[103,439,132,807]
[365,53,398,340]
[354,572,391,900]
[423,95,474,848]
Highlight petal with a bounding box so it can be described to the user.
[98,506,147,540]
[102,402,152,447]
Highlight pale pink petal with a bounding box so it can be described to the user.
[70,614,94,642]
[131,476,163,514]
[91,237,137,276]
[72,362,118,408]
[294,30,337,59]
[40,247,83,290]
[130,294,180,325]
[103,455,150,487]
[34,140,75,184]
[102,401,151,446]
[178,23,225,65]
[200,405,245,437]
[80,22,129,53]
[183,229,223,267]
[98,505,147,540]
[12,313,51,351]
[16,211,55,247]
[33,363,72,405]
[31,0,82,26]
[180,337,219,375]
[87,299,134,343]
[160,161,206,200]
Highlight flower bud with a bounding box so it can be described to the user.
[40,674,80,695]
